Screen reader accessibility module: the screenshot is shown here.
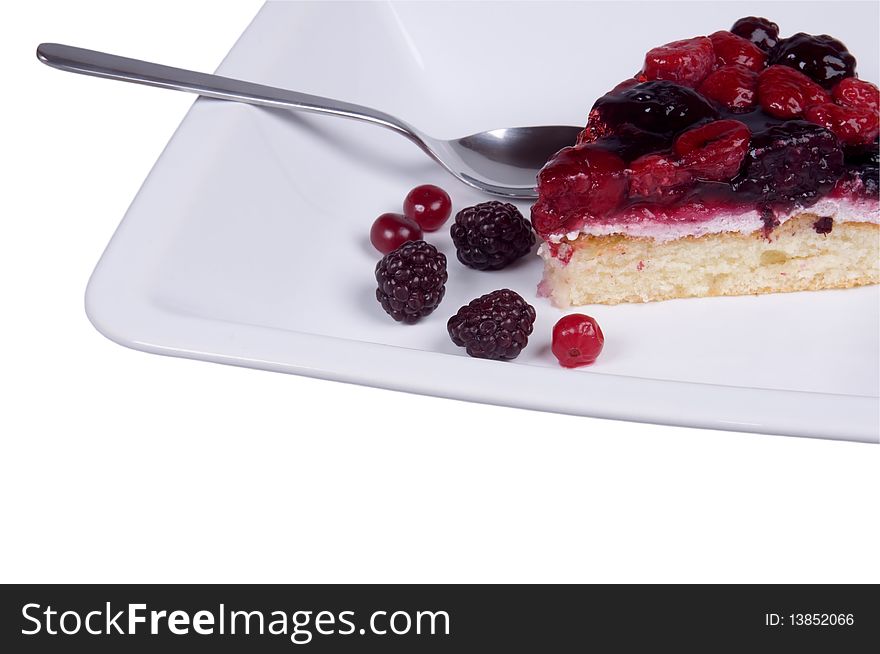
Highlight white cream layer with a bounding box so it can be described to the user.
[546,198,880,245]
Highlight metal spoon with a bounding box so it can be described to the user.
[37,43,581,199]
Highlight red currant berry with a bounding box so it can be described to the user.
[552,314,605,368]
[369,212,422,254]
[403,184,452,231]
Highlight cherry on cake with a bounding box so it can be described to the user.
[531,17,879,306]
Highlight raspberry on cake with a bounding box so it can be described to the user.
[532,18,880,306]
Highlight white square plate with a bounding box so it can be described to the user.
[86,1,879,442]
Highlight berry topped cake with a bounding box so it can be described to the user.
[532,17,879,305]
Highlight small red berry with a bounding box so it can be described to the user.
[628,153,693,203]
[641,37,715,88]
[674,120,751,182]
[552,314,605,368]
[833,78,879,112]
[698,65,758,111]
[804,103,880,146]
[758,65,830,118]
[370,212,423,254]
[708,30,767,72]
[403,184,452,231]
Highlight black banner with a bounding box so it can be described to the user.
[1,584,876,652]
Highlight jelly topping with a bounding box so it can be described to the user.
[532,17,879,241]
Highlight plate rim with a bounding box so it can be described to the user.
[83,0,880,443]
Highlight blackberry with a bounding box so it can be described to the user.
[841,156,879,199]
[586,81,719,144]
[769,33,856,88]
[730,16,779,52]
[844,138,880,167]
[451,201,535,271]
[860,166,879,198]
[447,289,536,361]
[732,120,844,204]
[375,240,447,323]
[852,138,880,197]
[587,127,671,163]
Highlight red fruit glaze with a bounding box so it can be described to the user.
[708,30,767,72]
[403,184,452,231]
[698,65,758,111]
[758,65,830,118]
[833,78,879,112]
[674,120,751,181]
[641,37,715,88]
[370,212,423,254]
[552,314,605,368]
[532,145,627,239]
[628,153,693,202]
[804,103,880,146]
[533,19,878,243]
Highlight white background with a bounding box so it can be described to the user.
[1,0,877,583]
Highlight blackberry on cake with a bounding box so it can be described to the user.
[730,17,779,52]
[532,17,879,306]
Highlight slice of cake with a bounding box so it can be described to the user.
[531,17,879,306]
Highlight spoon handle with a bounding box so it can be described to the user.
[36,43,419,140]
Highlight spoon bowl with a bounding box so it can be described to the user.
[435,126,583,197]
